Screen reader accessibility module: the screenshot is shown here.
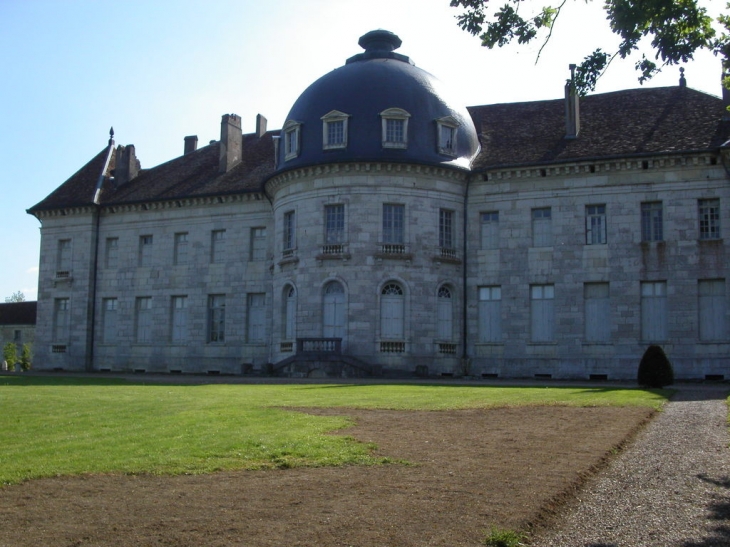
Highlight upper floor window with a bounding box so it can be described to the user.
[699,198,720,240]
[383,204,405,245]
[250,227,267,261]
[585,204,607,245]
[325,204,345,244]
[439,209,454,249]
[321,110,349,150]
[380,108,410,149]
[480,211,499,250]
[105,237,118,269]
[283,211,296,253]
[282,120,301,161]
[138,235,153,266]
[174,232,188,265]
[211,229,226,263]
[532,207,552,247]
[641,201,663,242]
[57,239,71,272]
[435,116,459,156]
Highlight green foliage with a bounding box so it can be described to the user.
[638,344,674,388]
[4,291,25,303]
[484,526,526,547]
[19,344,31,371]
[450,0,726,94]
[2,343,17,371]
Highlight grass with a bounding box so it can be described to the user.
[0,376,670,486]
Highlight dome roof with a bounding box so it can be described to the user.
[276,30,480,171]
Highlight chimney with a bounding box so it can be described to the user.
[184,135,198,155]
[114,144,140,185]
[565,64,580,139]
[256,114,267,137]
[219,114,242,173]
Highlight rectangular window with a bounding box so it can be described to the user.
[105,238,118,269]
[138,235,153,266]
[325,204,345,244]
[283,211,295,252]
[171,296,188,343]
[641,281,667,341]
[439,125,456,154]
[641,202,663,242]
[327,120,344,146]
[585,205,607,245]
[699,199,720,240]
[211,229,226,263]
[53,298,70,342]
[383,204,405,244]
[102,298,118,343]
[480,211,499,250]
[57,239,71,272]
[530,284,555,342]
[532,208,552,247]
[174,232,188,265]
[385,119,405,144]
[478,286,502,343]
[13,330,21,342]
[247,293,267,343]
[698,279,726,341]
[584,283,610,342]
[135,297,152,343]
[250,227,267,260]
[208,295,225,343]
[283,123,300,160]
[439,209,454,249]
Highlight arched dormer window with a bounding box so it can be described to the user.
[435,116,459,156]
[321,110,350,150]
[282,120,302,161]
[380,108,410,149]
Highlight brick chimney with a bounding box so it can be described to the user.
[256,114,267,137]
[184,135,198,155]
[114,144,140,185]
[219,114,242,173]
[565,64,580,139]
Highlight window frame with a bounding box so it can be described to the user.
[530,284,555,343]
[325,204,346,245]
[382,203,405,245]
[435,115,459,156]
[321,110,350,150]
[250,227,267,261]
[207,294,226,343]
[698,198,721,240]
[380,108,410,149]
[439,208,454,250]
[135,297,152,343]
[283,210,296,253]
[584,282,610,342]
[101,297,118,343]
[480,211,499,250]
[531,207,552,247]
[211,229,226,264]
[104,237,118,269]
[173,232,188,266]
[641,201,663,242]
[138,235,153,267]
[282,120,302,161]
[640,281,668,341]
[477,286,502,343]
[585,204,607,245]
[171,295,188,343]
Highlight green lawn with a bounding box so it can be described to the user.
[0,376,670,486]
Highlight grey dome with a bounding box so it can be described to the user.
[276,30,480,171]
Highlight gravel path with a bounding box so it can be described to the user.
[532,384,730,547]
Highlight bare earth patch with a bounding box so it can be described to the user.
[0,406,653,547]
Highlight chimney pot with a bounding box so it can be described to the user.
[184,135,198,155]
[256,114,268,137]
[565,65,580,139]
[219,114,242,173]
[114,144,140,185]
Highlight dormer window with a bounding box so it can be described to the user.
[380,108,410,149]
[321,110,350,150]
[283,120,301,161]
[436,116,459,156]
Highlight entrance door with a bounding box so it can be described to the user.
[323,281,346,348]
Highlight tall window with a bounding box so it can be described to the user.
[53,298,70,342]
[382,204,405,244]
[699,199,720,240]
[436,116,459,156]
[530,284,555,342]
[381,283,405,339]
[283,285,296,341]
[380,108,410,149]
[135,297,152,343]
[641,281,667,341]
[171,296,188,343]
[698,279,726,341]
[250,227,267,261]
[211,229,226,263]
[174,232,188,265]
[101,298,118,343]
[641,202,663,242]
[325,204,345,244]
[138,235,153,266]
[247,293,266,343]
[283,121,301,160]
[439,209,454,250]
[478,286,502,343]
[480,211,499,250]
[283,211,295,253]
[584,283,610,342]
[532,208,552,247]
[57,239,71,273]
[323,282,346,341]
[104,238,118,269]
[585,205,607,245]
[321,110,349,150]
[437,285,453,340]
[208,295,226,343]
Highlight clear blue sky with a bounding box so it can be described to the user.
[0,0,724,301]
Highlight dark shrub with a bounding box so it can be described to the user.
[638,344,674,388]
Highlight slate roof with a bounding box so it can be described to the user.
[28,86,729,214]
[0,302,37,326]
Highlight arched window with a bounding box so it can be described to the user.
[323,281,346,343]
[282,285,296,340]
[381,283,405,339]
[437,285,453,340]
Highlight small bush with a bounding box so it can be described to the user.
[637,344,674,388]
[484,526,526,547]
[20,344,32,371]
[3,342,17,372]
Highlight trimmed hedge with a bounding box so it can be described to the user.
[638,344,674,388]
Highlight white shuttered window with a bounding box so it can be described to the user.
[641,281,667,341]
[531,284,555,342]
[699,279,726,341]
